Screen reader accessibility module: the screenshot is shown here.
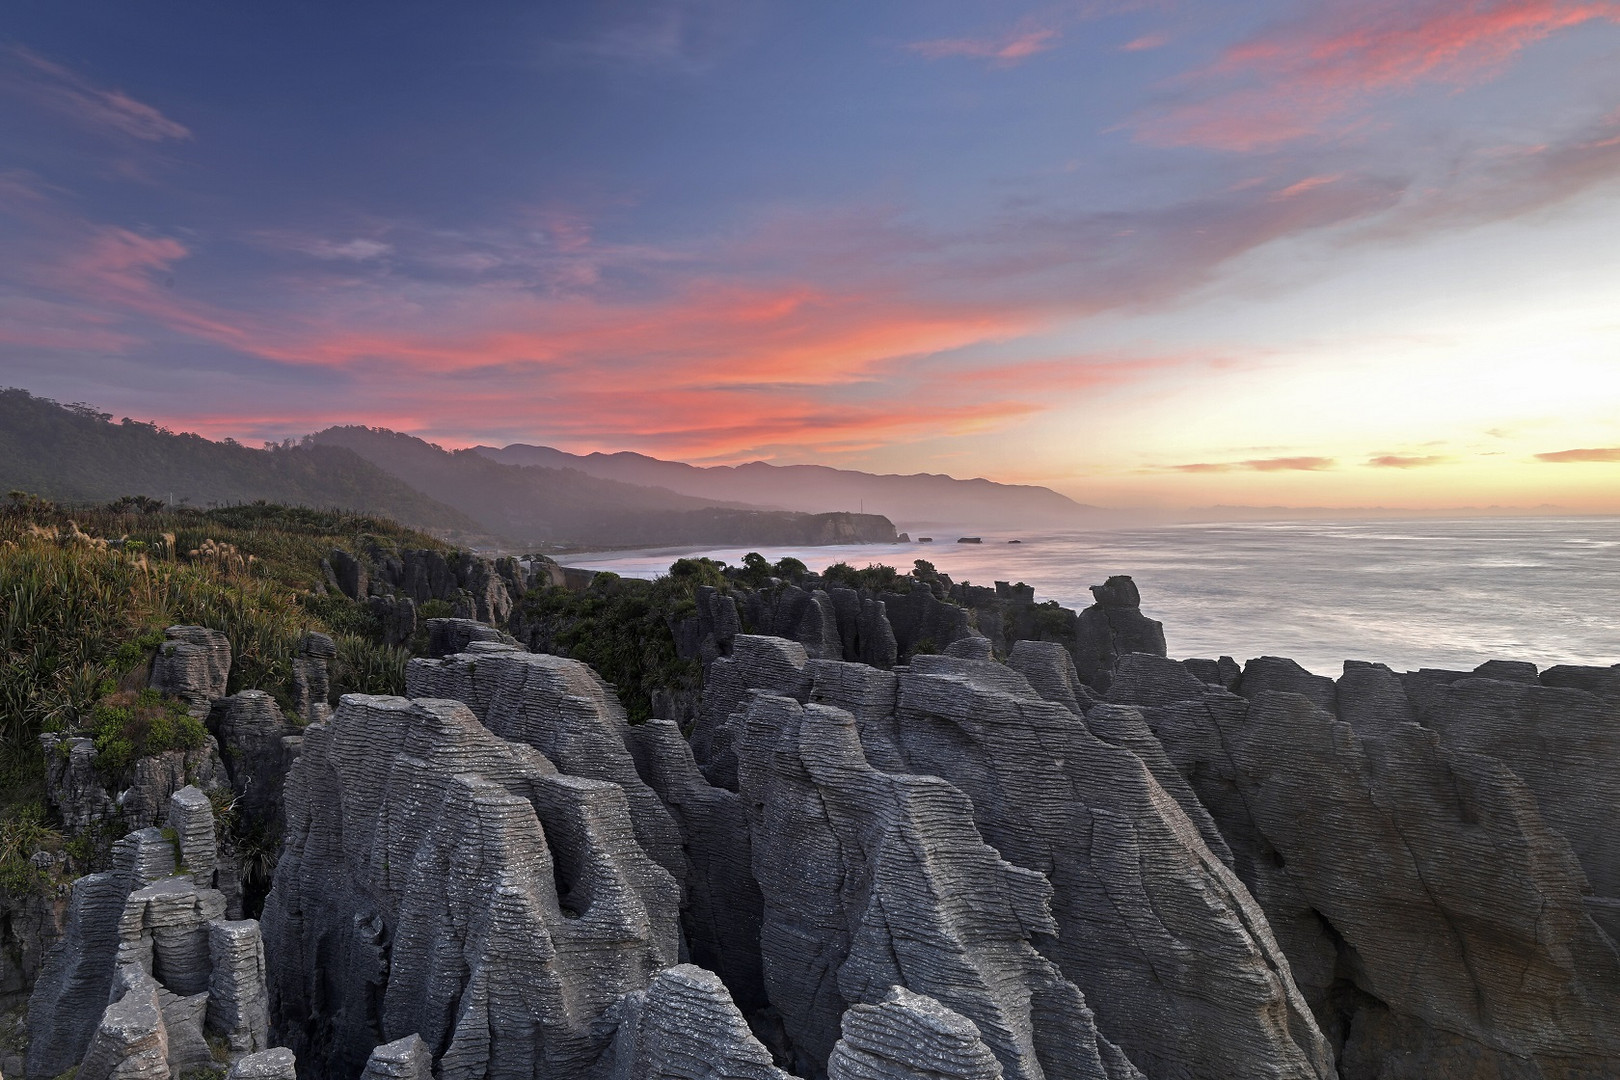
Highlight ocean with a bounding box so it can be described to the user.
[563,516,1620,677]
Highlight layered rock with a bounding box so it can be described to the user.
[624,721,767,1011]
[148,626,232,718]
[291,632,336,725]
[209,690,302,829]
[1145,666,1620,1078]
[700,639,1333,1080]
[1072,577,1165,691]
[826,988,1003,1080]
[735,691,1142,1079]
[405,648,685,885]
[360,1035,434,1080]
[599,964,791,1080]
[261,694,680,1080]
[26,787,269,1079]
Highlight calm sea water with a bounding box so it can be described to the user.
[565,517,1620,676]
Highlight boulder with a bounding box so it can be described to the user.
[600,964,792,1080]
[1072,577,1166,692]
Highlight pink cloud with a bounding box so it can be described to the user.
[907,25,1061,65]
[1535,447,1620,462]
[1136,1,1620,150]
[1271,174,1343,200]
[1121,32,1169,52]
[1172,456,1337,472]
[1367,454,1451,467]
[2,46,191,142]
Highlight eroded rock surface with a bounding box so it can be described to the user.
[261,694,680,1080]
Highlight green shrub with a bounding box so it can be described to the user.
[330,636,410,698]
[87,689,206,779]
[0,801,63,895]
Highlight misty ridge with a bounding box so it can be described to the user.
[0,388,1102,549]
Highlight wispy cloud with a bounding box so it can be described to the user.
[1135,1,1620,150]
[1171,456,1337,472]
[907,23,1062,66]
[1367,454,1451,467]
[1535,446,1620,462]
[2,45,191,142]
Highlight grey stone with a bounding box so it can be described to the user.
[407,649,685,886]
[261,694,680,1080]
[600,964,790,1080]
[1072,577,1165,692]
[826,987,1004,1080]
[148,626,232,718]
[226,1047,298,1080]
[208,920,269,1052]
[360,1034,433,1080]
[624,721,767,1011]
[736,691,1142,1079]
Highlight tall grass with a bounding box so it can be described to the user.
[0,497,444,814]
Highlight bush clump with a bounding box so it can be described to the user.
[86,689,207,779]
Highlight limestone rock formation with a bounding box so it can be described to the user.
[1072,577,1165,691]
[227,1047,299,1080]
[261,694,680,1080]
[826,987,1003,1080]
[405,648,685,885]
[209,690,301,829]
[39,733,117,831]
[699,640,1333,1080]
[624,720,767,1012]
[26,788,272,1079]
[599,964,791,1080]
[360,1035,434,1080]
[148,626,232,718]
[291,632,336,725]
[1147,678,1620,1077]
[735,691,1142,1079]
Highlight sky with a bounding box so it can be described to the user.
[2,1,1619,511]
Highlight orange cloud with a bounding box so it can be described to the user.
[1137,1,1620,150]
[1367,454,1452,467]
[1172,456,1337,472]
[1535,447,1620,462]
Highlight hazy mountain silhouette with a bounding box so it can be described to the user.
[472,444,1098,530]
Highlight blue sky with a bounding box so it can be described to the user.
[3,1,1620,507]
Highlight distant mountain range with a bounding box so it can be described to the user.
[2,388,1098,548]
[472,443,1099,529]
[308,426,897,549]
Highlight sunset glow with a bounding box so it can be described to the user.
[3,2,1618,510]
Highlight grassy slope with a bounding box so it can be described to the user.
[0,498,445,874]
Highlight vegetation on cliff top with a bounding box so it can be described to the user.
[0,493,447,827]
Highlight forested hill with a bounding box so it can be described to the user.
[0,389,483,537]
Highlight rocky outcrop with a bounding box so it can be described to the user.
[360,1035,434,1080]
[26,787,271,1079]
[1072,577,1165,692]
[209,691,301,830]
[405,647,685,886]
[291,632,336,725]
[261,694,680,1080]
[39,733,117,831]
[424,617,518,658]
[624,721,767,1012]
[148,626,232,718]
[599,964,791,1080]
[826,988,1003,1080]
[227,1047,299,1080]
[1144,666,1620,1078]
[698,639,1333,1080]
[735,691,1142,1079]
